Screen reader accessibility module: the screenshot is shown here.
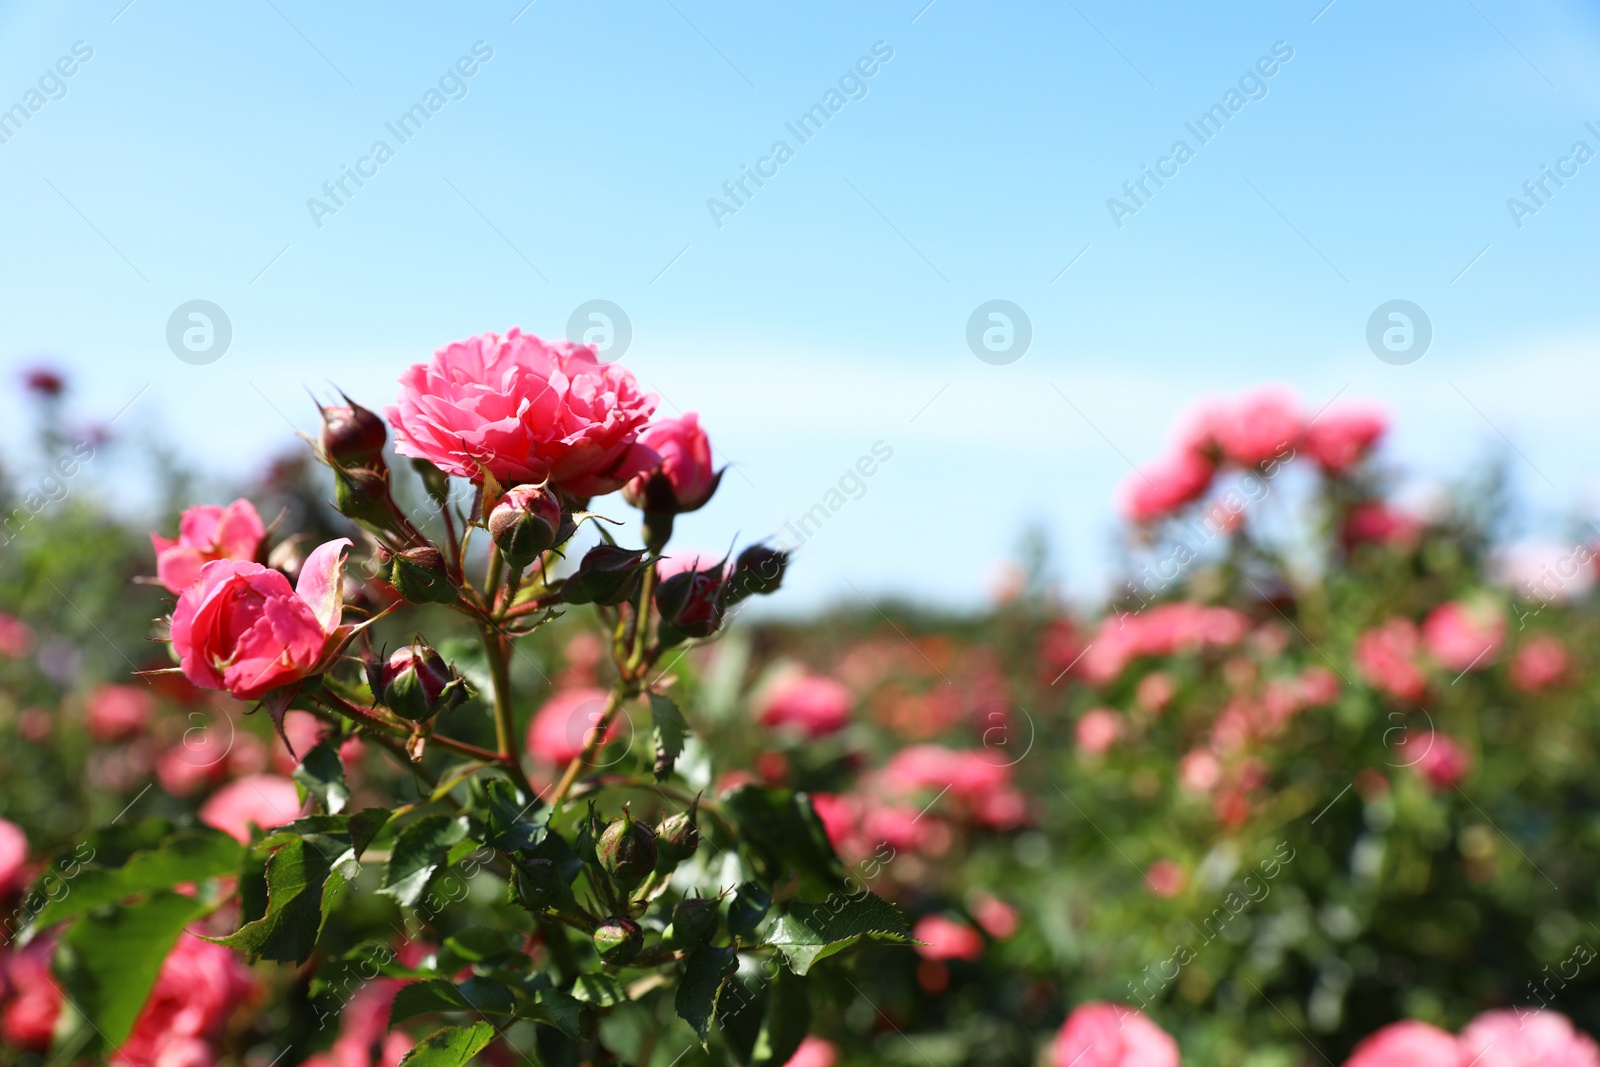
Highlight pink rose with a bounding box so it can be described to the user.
[1342,501,1423,548]
[1344,1021,1463,1067]
[757,674,853,738]
[1179,750,1221,793]
[1459,1008,1600,1067]
[0,817,29,895]
[157,743,229,797]
[808,793,858,850]
[1422,599,1505,673]
[878,745,1010,801]
[1,937,62,1050]
[199,774,303,843]
[1303,406,1387,474]
[0,613,34,658]
[111,930,258,1067]
[1510,635,1571,693]
[1145,859,1185,898]
[1053,1003,1180,1067]
[315,978,414,1067]
[970,893,1019,938]
[1211,387,1302,467]
[169,539,352,701]
[781,1037,838,1067]
[526,687,616,765]
[386,327,659,496]
[1119,451,1214,522]
[88,683,156,742]
[151,499,266,595]
[271,710,328,774]
[1076,708,1121,755]
[912,915,985,961]
[1413,733,1471,791]
[1355,618,1427,702]
[623,412,721,513]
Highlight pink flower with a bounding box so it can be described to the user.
[1343,502,1423,549]
[169,539,352,701]
[859,803,950,856]
[88,683,156,742]
[912,915,985,961]
[386,327,659,496]
[879,745,1010,801]
[623,412,721,513]
[0,817,29,895]
[151,500,266,595]
[809,793,857,850]
[1341,1021,1462,1067]
[1297,666,1341,707]
[2,938,62,1050]
[0,613,34,658]
[1413,733,1471,791]
[1118,451,1214,522]
[781,1037,838,1067]
[1510,635,1571,693]
[1179,750,1221,793]
[111,930,257,1067]
[1212,387,1302,467]
[1076,708,1121,755]
[970,893,1019,938]
[757,674,853,738]
[1053,1003,1180,1067]
[157,744,229,797]
[1136,672,1176,712]
[199,774,302,843]
[1355,618,1427,702]
[526,687,616,765]
[1422,600,1505,672]
[311,978,414,1067]
[1145,859,1185,898]
[1303,406,1387,474]
[271,710,328,774]
[1459,1008,1600,1067]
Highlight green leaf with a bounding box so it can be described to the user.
[26,828,241,933]
[649,692,689,781]
[766,892,913,975]
[56,890,214,1049]
[675,945,738,1045]
[721,787,844,897]
[397,1021,497,1067]
[519,988,582,1038]
[293,741,350,814]
[381,814,469,908]
[727,882,771,938]
[389,978,516,1027]
[572,973,629,1007]
[215,836,348,964]
[442,926,520,965]
[477,777,543,851]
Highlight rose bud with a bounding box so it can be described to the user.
[668,896,718,949]
[597,806,657,890]
[623,414,723,548]
[725,544,788,606]
[368,643,468,722]
[655,564,727,646]
[320,397,388,468]
[593,915,643,966]
[488,485,564,571]
[509,856,565,912]
[561,545,649,606]
[333,464,397,528]
[655,800,700,871]
[384,545,456,604]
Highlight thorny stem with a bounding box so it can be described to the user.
[317,689,504,764]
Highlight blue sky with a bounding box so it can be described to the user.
[2,0,1599,611]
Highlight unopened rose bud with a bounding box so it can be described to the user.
[668,896,718,949]
[488,485,564,571]
[726,544,787,605]
[562,545,649,606]
[655,800,700,870]
[593,916,643,966]
[508,856,564,912]
[597,806,657,890]
[368,643,468,722]
[386,546,456,604]
[334,464,397,528]
[655,565,727,646]
[320,398,388,468]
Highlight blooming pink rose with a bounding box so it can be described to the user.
[0,613,34,658]
[879,745,1010,801]
[1355,618,1427,702]
[312,978,414,1067]
[913,915,985,961]
[1210,387,1302,467]
[1297,666,1341,707]
[970,893,1019,938]
[199,774,302,843]
[1145,859,1185,898]
[859,803,951,856]
[1342,1021,1463,1067]
[169,539,352,701]
[1422,599,1505,672]
[1303,406,1387,474]
[757,674,853,738]
[1459,1008,1600,1067]
[526,687,617,765]
[781,1037,838,1067]
[1119,450,1215,522]
[386,327,659,496]
[1179,749,1221,793]
[2,937,62,1050]
[1342,501,1423,548]
[111,930,258,1067]
[88,683,156,742]
[1053,1003,1179,1067]
[1076,708,1121,755]
[808,793,858,850]
[0,817,29,895]
[1510,634,1571,693]
[1413,733,1471,791]
[151,499,266,595]
[157,744,229,797]
[623,412,721,513]
[1136,672,1176,712]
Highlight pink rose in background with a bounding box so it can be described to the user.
[0,613,34,658]
[151,499,266,594]
[623,412,721,512]
[1136,671,1176,712]
[1303,406,1387,474]
[1053,1003,1180,1067]
[1119,450,1214,523]
[781,1037,838,1067]
[757,674,853,738]
[912,915,985,962]
[1341,1021,1462,1067]
[879,745,1010,801]
[1459,1009,1600,1067]
[271,710,327,774]
[1212,387,1302,467]
[1422,600,1505,672]
[1510,634,1571,693]
[1413,733,1471,791]
[970,893,1019,938]
[1355,618,1427,702]
[1296,666,1342,707]
[1145,859,1186,898]
[88,683,156,742]
[1,938,62,1050]
[303,978,413,1067]
[199,774,302,843]
[1343,501,1423,549]
[1076,708,1121,755]
[527,687,616,765]
[1178,749,1222,793]
[386,327,659,496]
[169,538,352,701]
[0,817,29,895]
[111,930,258,1067]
